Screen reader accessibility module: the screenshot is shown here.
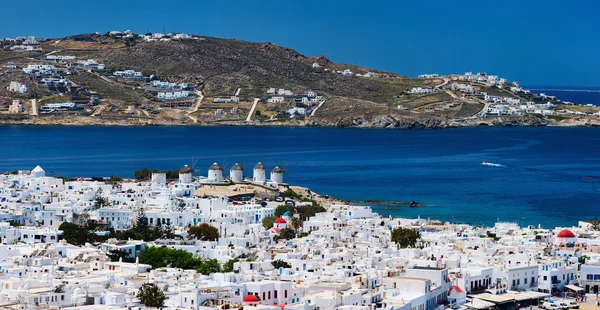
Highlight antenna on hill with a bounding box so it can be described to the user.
[163,25,166,34]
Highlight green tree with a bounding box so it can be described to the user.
[275,205,291,217]
[135,208,149,233]
[188,223,219,241]
[590,216,600,230]
[391,227,421,248]
[59,222,88,245]
[136,283,166,308]
[8,220,24,227]
[290,217,302,233]
[298,232,310,238]
[139,246,197,269]
[106,175,123,183]
[262,216,276,230]
[222,258,239,272]
[197,258,221,275]
[93,195,111,210]
[274,228,296,242]
[579,255,590,265]
[93,188,111,209]
[107,250,134,262]
[160,223,176,239]
[271,259,291,269]
[297,204,326,220]
[134,168,153,180]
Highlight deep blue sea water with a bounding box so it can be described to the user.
[525,86,600,106]
[1,125,599,228]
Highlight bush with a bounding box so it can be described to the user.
[188,223,219,241]
[262,216,276,229]
[137,283,166,308]
[271,259,291,269]
[273,228,296,243]
[275,205,292,217]
[391,227,421,248]
[222,258,239,272]
[138,246,222,275]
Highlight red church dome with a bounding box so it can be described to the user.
[556,229,575,238]
[243,294,259,303]
[275,217,287,224]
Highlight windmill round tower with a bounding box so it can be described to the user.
[253,162,266,183]
[230,163,243,183]
[179,165,194,183]
[208,163,223,182]
[271,166,284,184]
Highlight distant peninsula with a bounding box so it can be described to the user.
[1,31,599,129]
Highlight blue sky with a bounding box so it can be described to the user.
[2,0,598,87]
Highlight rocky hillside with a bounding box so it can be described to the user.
[0,32,597,128]
[97,36,426,103]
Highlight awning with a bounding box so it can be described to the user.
[465,298,496,309]
[564,285,584,292]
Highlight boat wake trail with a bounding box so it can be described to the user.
[481,161,505,167]
[480,161,600,184]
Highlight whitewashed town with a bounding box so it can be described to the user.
[0,163,599,310]
[410,72,598,118]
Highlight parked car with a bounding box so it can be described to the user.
[542,302,560,310]
[558,302,570,310]
[567,301,579,309]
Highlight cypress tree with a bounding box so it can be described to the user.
[135,208,149,233]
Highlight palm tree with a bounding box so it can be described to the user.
[290,217,301,236]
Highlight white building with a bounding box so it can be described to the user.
[151,173,167,186]
[207,163,223,183]
[267,96,285,103]
[270,166,283,184]
[113,70,143,79]
[277,89,294,96]
[178,165,194,184]
[580,264,600,293]
[538,260,576,293]
[230,163,243,183]
[8,100,23,114]
[212,96,240,103]
[157,90,190,99]
[8,81,27,93]
[253,162,266,183]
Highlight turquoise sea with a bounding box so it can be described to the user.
[1,125,599,228]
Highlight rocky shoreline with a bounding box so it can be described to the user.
[0,114,599,129]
